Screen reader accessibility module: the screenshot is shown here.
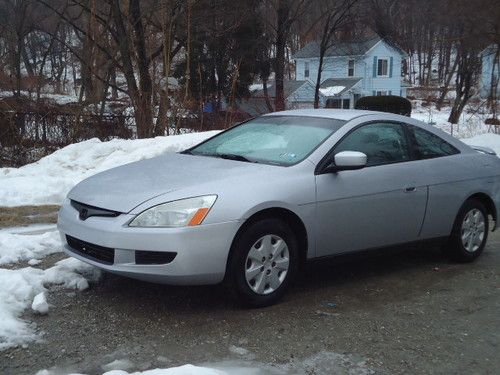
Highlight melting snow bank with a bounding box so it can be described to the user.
[462,133,500,156]
[0,230,61,265]
[0,257,100,350]
[36,352,375,375]
[0,131,219,207]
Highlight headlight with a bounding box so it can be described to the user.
[129,195,217,227]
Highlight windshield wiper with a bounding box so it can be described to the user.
[216,153,253,162]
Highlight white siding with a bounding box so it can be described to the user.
[480,48,500,99]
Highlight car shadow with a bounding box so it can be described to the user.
[87,241,462,313]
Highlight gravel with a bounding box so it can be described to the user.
[2,231,499,375]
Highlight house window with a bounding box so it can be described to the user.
[348,60,355,77]
[304,62,309,78]
[377,58,389,76]
[325,99,341,108]
[376,91,388,96]
[325,99,350,109]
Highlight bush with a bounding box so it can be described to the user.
[355,95,412,116]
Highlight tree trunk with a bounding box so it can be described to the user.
[111,0,148,138]
[262,76,274,112]
[436,57,458,110]
[129,0,153,138]
[314,50,325,109]
[274,0,288,112]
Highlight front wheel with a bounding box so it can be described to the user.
[445,199,489,262]
[227,218,299,307]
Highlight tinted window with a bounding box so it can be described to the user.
[410,126,459,159]
[190,116,345,166]
[334,123,410,166]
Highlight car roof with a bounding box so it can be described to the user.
[262,109,383,121]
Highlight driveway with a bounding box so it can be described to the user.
[2,230,499,374]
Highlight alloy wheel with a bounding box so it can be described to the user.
[461,208,486,253]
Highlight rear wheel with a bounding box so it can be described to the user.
[445,199,489,262]
[227,218,299,307]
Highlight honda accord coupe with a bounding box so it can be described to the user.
[58,109,500,306]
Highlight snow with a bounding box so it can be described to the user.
[31,292,49,314]
[0,131,219,207]
[249,83,263,92]
[0,90,79,105]
[411,101,490,139]
[0,230,61,265]
[228,345,250,356]
[0,224,57,235]
[102,366,227,375]
[319,86,345,96]
[0,256,100,350]
[36,351,376,374]
[462,134,500,155]
[102,359,135,372]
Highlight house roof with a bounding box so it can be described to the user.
[236,98,271,117]
[319,78,362,97]
[293,36,380,58]
[293,36,406,59]
[251,80,309,98]
[238,80,315,117]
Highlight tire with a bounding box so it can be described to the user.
[227,218,299,307]
[445,199,489,262]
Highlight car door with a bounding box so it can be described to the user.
[314,122,428,257]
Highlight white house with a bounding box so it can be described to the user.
[293,36,408,109]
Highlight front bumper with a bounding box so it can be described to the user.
[57,201,240,285]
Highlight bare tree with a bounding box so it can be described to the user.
[312,0,359,108]
[265,0,310,111]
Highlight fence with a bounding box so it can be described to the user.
[0,110,250,167]
[0,111,135,167]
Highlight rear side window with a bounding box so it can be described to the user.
[410,126,459,159]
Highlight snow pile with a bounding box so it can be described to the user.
[31,292,49,314]
[101,364,227,375]
[0,131,218,207]
[319,86,345,96]
[463,133,500,156]
[102,359,135,372]
[411,101,490,139]
[0,230,60,265]
[0,257,100,350]
[35,351,375,375]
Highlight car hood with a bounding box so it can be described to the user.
[68,153,276,213]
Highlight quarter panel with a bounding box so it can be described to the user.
[418,153,500,238]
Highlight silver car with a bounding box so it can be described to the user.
[58,109,500,306]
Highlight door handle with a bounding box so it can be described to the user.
[404,186,416,193]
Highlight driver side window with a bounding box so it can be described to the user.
[334,123,410,167]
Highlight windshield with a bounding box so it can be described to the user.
[188,116,345,166]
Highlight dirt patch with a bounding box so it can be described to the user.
[0,205,59,228]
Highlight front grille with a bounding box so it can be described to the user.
[66,235,114,265]
[70,200,121,221]
[135,250,177,265]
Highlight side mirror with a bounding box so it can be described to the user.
[324,151,367,173]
